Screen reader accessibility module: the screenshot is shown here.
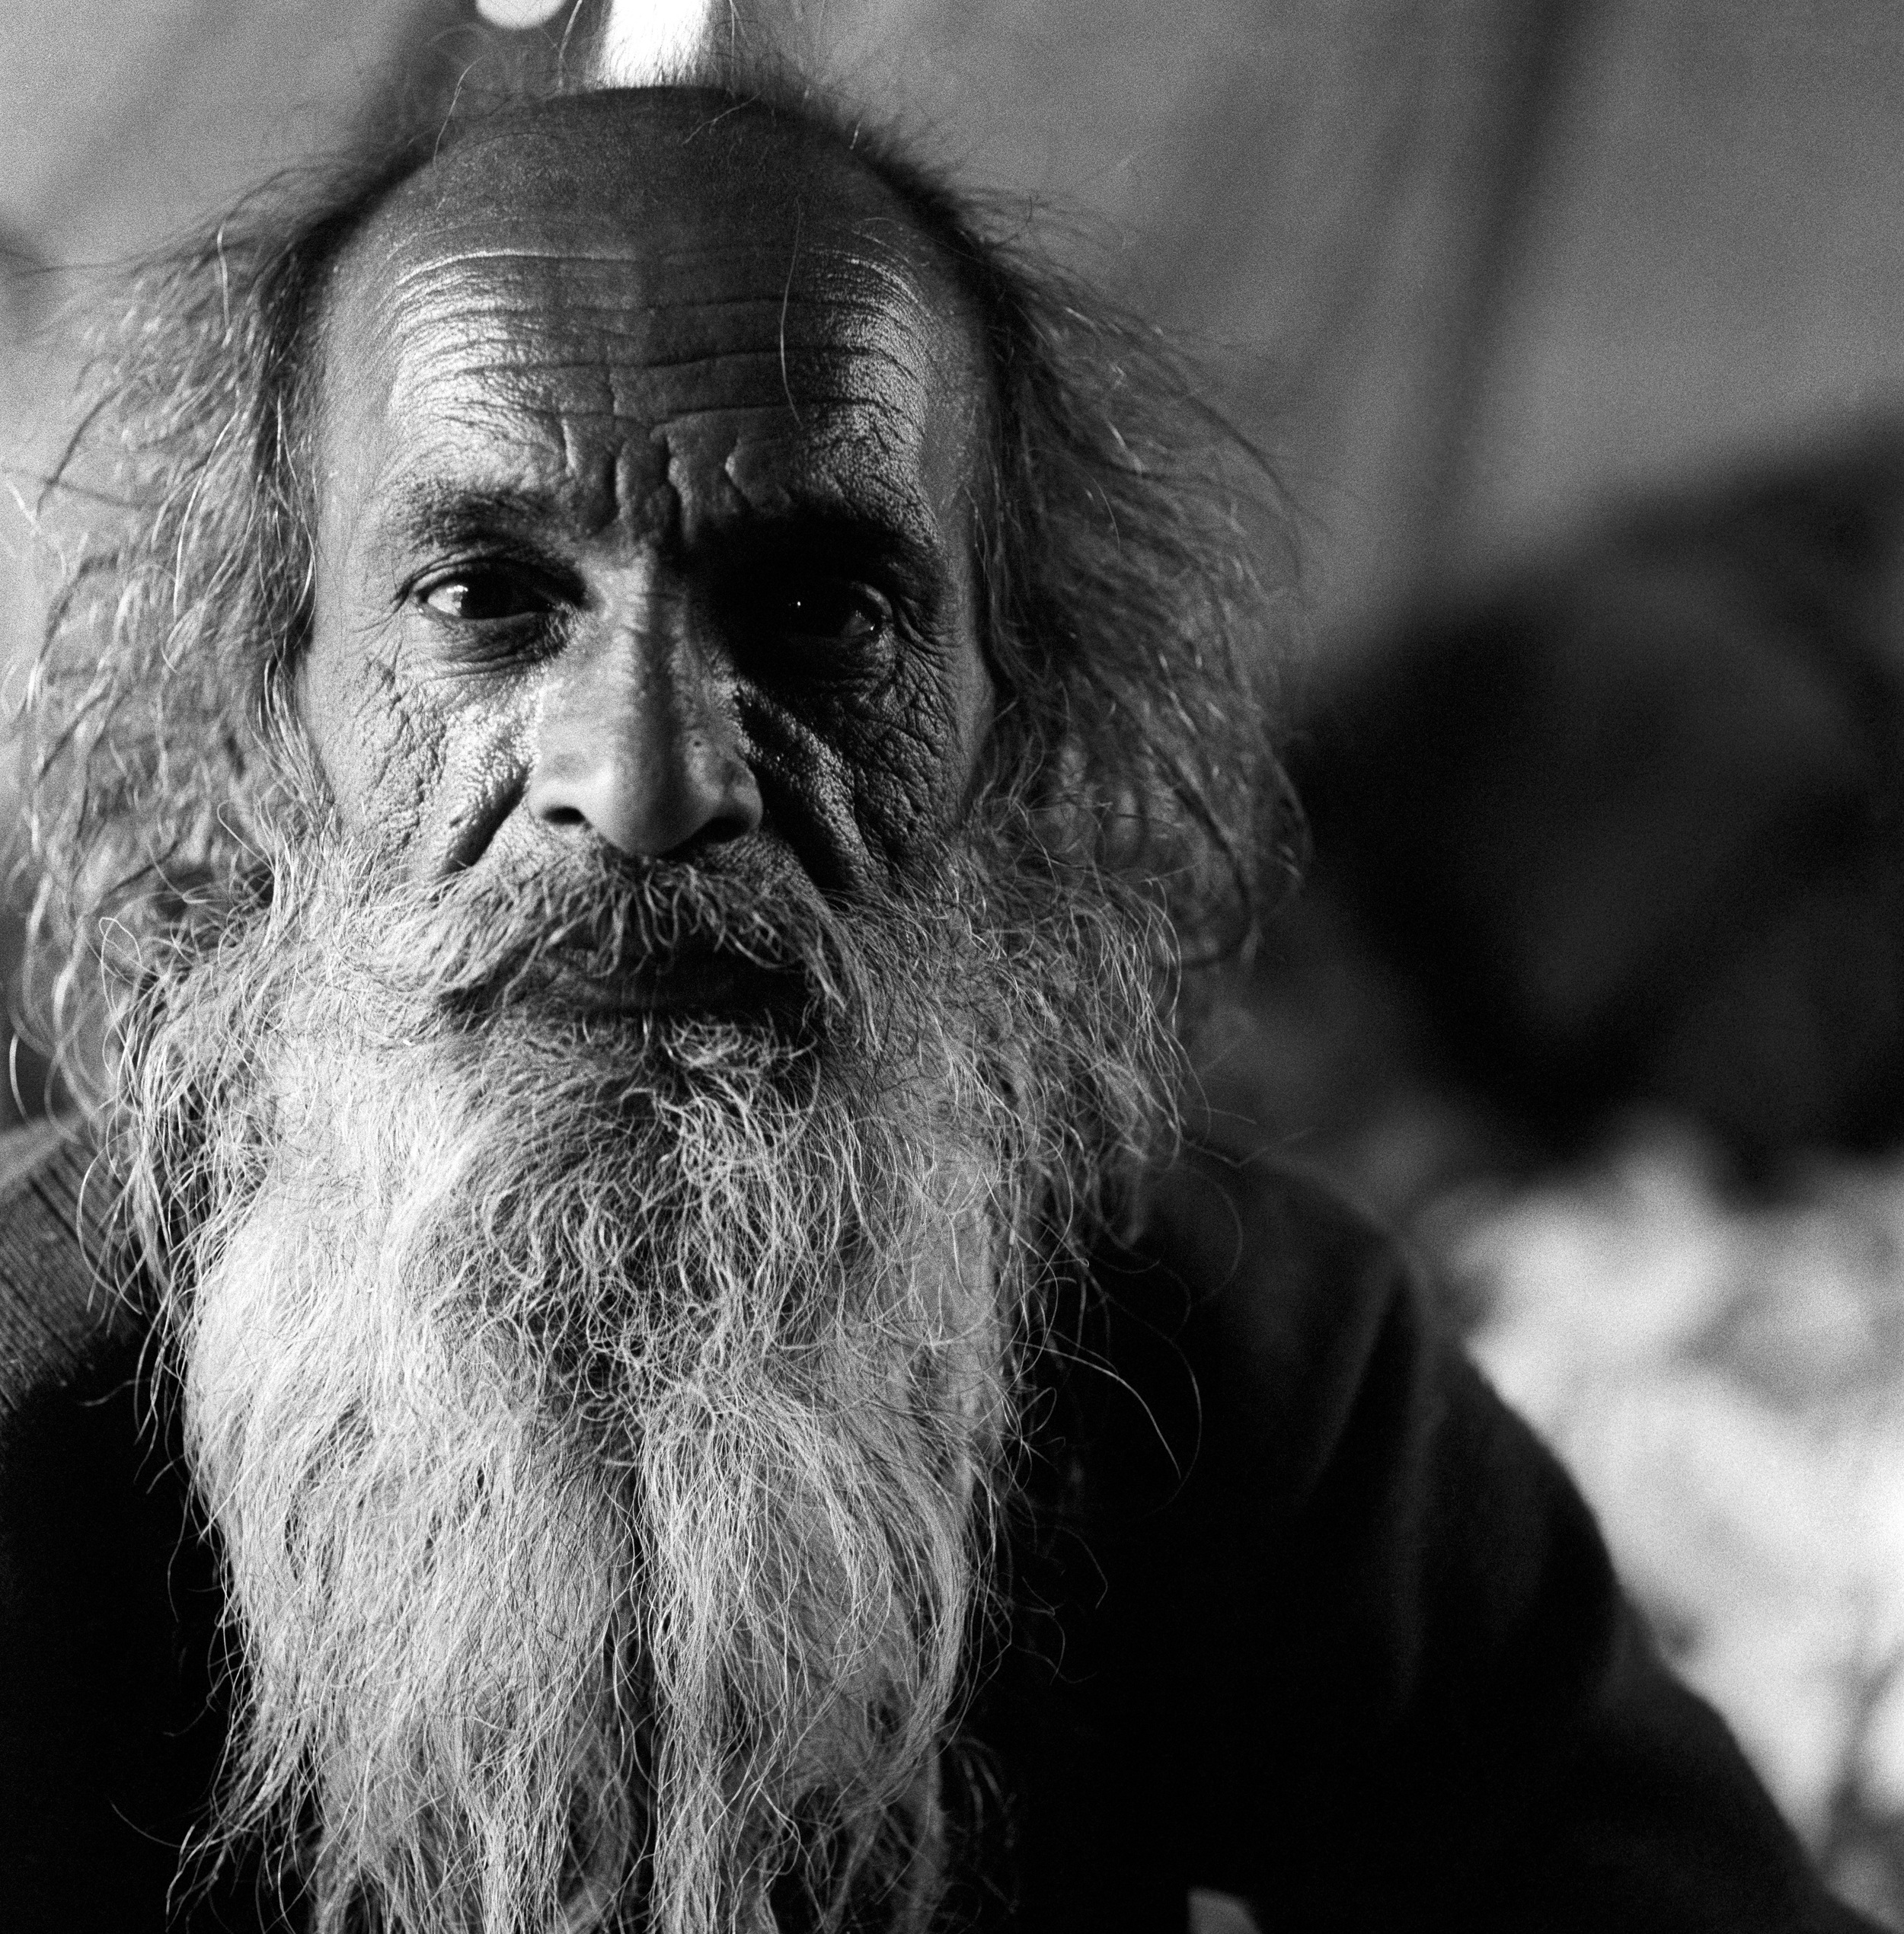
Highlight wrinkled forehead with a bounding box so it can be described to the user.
[312,91,990,544]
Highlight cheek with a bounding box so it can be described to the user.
[299,637,521,875]
[944,631,996,807]
[900,579,996,827]
[836,643,998,869]
[296,640,423,844]
[730,656,978,891]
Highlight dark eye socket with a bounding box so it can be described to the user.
[416,564,556,624]
[772,578,889,650]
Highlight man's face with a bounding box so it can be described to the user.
[302,91,995,927]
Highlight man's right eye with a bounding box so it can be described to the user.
[416,566,552,623]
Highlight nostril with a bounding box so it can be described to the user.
[701,790,760,846]
[527,678,762,856]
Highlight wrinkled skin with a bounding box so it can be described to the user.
[302,90,995,930]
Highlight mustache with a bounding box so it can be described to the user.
[351,838,870,1023]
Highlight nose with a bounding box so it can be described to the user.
[525,621,763,859]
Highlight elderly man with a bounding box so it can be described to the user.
[0,79,1874,1934]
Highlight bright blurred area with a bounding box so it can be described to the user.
[5,0,1904,1920]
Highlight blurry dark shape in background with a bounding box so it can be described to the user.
[1206,428,1904,1218]
[1212,430,1904,1933]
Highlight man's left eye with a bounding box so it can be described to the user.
[417,567,551,623]
[776,580,887,649]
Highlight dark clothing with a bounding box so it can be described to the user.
[0,1122,1875,1932]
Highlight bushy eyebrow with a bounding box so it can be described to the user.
[367,473,957,618]
[377,479,578,558]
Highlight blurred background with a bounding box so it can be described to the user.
[5,0,1904,1920]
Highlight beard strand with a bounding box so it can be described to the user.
[110,820,1169,1933]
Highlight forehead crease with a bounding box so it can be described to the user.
[362,385,946,538]
[377,245,944,333]
[384,297,940,368]
[378,334,942,456]
[331,172,982,541]
[368,261,957,439]
[375,225,917,270]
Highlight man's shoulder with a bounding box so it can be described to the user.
[0,1121,224,1929]
[1124,1141,1412,1313]
[1093,1143,1435,1504]
[0,1119,133,1422]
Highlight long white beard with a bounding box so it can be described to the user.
[117,828,1167,1933]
